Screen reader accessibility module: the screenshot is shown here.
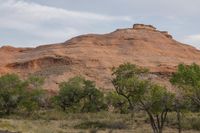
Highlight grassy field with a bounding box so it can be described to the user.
[0,111,199,133]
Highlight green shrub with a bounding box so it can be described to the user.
[0,74,27,115]
[0,74,47,116]
[179,113,200,131]
[54,76,107,113]
[18,89,46,114]
[80,80,107,112]
[53,76,84,112]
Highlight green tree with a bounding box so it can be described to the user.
[139,84,174,133]
[170,63,200,107]
[112,63,175,133]
[170,63,200,133]
[27,76,48,108]
[0,74,27,115]
[17,75,46,114]
[54,76,107,113]
[54,76,84,112]
[18,88,46,114]
[112,63,149,111]
[0,74,48,116]
[81,80,107,112]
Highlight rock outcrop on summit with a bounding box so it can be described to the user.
[1,24,200,91]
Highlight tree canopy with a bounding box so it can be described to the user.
[112,63,175,133]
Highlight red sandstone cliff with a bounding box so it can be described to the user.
[1,24,200,91]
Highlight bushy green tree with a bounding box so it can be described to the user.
[18,76,46,114]
[170,63,200,133]
[27,76,48,108]
[112,63,149,111]
[81,80,107,112]
[170,63,200,107]
[112,63,175,133]
[0,74,27,115]
[18,88,46,114]
[54,76,84,112]
[54,76,107,113]
[0,74,47,116]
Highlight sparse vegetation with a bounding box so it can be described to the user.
[74,120,128,130]
[0,63,200,133]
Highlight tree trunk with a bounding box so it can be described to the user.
[158,128,163,133]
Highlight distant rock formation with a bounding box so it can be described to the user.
[133,24,157,30]
[0,24,199,91]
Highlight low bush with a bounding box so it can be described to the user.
[166,112,200,131]
[74,120,128,130]
[181,113,200,131]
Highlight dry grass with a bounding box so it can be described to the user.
[0,111,199,133]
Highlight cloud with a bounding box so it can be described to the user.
[183,34,200,48]
[0,0,133,47]
[1,0,132,22]
[1,0,199,48]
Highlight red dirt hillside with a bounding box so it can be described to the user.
[1,24,200,91]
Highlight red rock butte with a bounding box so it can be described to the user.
[1,24,200,91]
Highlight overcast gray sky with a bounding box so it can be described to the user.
[0,0,200,48]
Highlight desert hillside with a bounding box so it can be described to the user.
[1,24,200,90]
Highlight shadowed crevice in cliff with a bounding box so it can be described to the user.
[6,56,72,70]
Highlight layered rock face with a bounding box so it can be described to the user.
[1,24,200,91]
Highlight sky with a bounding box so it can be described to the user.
[0,0,200,48]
